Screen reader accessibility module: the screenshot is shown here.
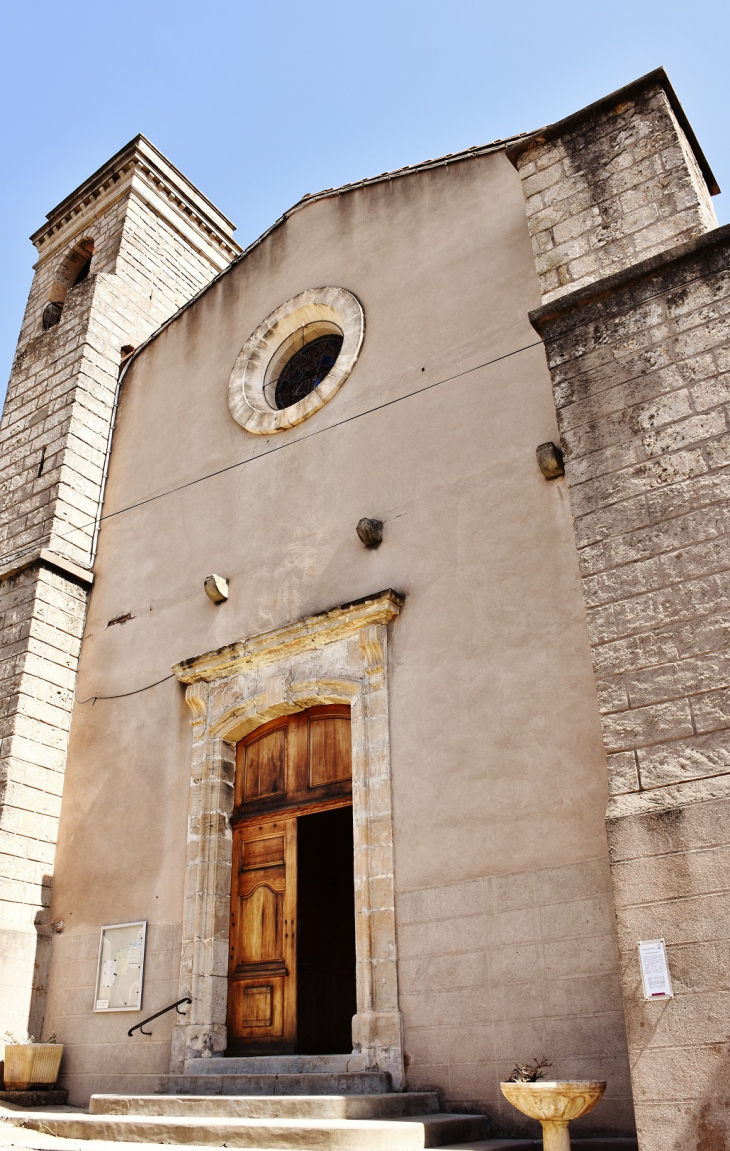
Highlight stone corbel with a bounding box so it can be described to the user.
[184,681,209,740]
[359,624,385,686]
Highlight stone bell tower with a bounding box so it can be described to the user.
[0,137,241,1036]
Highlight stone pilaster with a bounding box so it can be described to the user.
[509,69,729,1151]
[0,137,240,1036]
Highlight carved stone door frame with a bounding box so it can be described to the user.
[170,590,405,1087]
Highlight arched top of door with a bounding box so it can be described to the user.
[233,704,352,821]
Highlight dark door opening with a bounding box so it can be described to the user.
[296,805,356,1054]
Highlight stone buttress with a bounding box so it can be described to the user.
[509,68,730,1151]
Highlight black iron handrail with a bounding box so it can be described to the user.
[128,997,192,1037]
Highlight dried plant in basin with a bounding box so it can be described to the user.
[507,1056,552,1083]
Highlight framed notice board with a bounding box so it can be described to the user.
[94,921,147,1012]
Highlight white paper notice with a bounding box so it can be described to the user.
[127,942,142,969]
[638,939,673,1000]
[101,959,117,988]
[96,999,109,1010]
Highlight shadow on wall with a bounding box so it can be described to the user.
[29,875,54,1040]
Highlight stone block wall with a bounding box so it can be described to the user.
[508,64,730,1151]
[0,565,87,1036]
[1,274,114,569]
[531,226,730,1150]
[539,231,730,803]
[0,137,238,1036]
[398,858,635,1138]
[508,72,717,303]
[113,191,227,327]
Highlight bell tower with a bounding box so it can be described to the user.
[0,137,241,1035]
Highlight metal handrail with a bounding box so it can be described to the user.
[128,997,192,1037]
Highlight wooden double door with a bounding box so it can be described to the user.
[227,705,356,1055]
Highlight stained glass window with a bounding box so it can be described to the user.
[274,333,343,410]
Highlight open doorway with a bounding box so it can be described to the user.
[296,805,356,1054]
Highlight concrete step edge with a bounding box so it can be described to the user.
[7,1114,438,1151]
[90,1091,441,1118]
[10,1113,487,1130]
[160,1072,393,1096]
[186,1057,370,1074]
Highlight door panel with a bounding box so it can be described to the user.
[237,724,287,807]
[308,715,352,788]
[234,706,352,818]
[228,705,353,1055]
[227,819,296,1052]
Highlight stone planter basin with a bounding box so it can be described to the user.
[3,1044,63,1091]
[500,1080,606,1151]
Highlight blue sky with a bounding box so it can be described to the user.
[1,1,728,408]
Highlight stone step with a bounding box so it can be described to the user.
[186,1055,367,1075]
[161,1071,391,1095]
[90,1092,440,1119]
[12,1111,491,1148]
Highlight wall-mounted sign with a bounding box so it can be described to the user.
[638,938,673,1000]
[94,921,147,1012]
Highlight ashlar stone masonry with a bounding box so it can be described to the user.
[510,68,730,1151]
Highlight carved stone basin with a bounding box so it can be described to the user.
[500,1080,606,1150]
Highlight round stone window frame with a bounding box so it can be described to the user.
[228,286,365,435]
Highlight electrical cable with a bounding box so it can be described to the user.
[76,673,175,705]
[7,247,722,573]
[0,335,545,565]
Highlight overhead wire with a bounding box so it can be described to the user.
[2,335,545,567]
[71,337,547,704]
[76,673,175,705]
[7,236,726,577]
[44,246,725,705]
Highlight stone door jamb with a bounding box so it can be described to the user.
[170,590,405,1087]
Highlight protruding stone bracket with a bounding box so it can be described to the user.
[171,590,406,1086]
[184,682,209,742]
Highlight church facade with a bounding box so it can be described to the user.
[1,69,729,1150]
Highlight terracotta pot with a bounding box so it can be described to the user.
[500,1080,606,1151]
[3,1044,63,1090]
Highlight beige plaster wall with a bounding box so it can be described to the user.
[44,150,632,1132]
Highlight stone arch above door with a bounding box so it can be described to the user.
[170,589,405,1087]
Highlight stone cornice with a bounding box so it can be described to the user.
[31,134,242,267]
[529,222,730,335]
[0,545,94,587]
[173,590,406,684]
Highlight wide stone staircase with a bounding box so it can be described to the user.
[2,1056,640,1149]
[5,1055,493,1149]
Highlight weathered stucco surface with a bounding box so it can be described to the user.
[40,145,633,1136]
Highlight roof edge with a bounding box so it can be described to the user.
[506,67,720,196]
[31,133,239,245]
[114,133,527,380]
